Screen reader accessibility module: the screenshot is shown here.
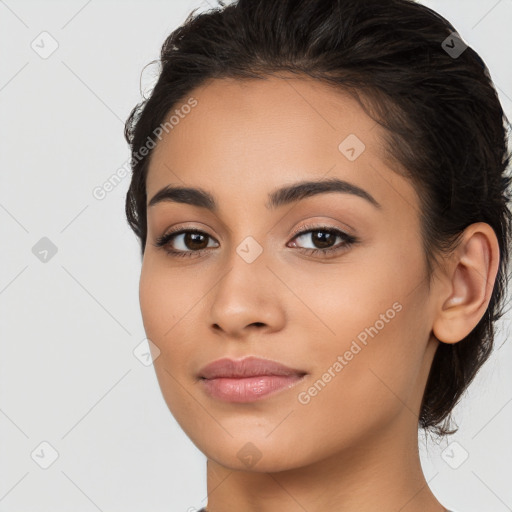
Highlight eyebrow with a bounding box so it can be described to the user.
[147,177,381,211]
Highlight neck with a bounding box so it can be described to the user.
[203,411,445,512]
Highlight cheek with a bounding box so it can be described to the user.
[138,257,207,379]
[139,259,198,419]
[291,298,427,459]
[292,240,428,414]
[138,256,194,341]
[139,261,167,340]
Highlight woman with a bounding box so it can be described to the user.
[124,0,511,510]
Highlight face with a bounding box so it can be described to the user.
[140,75,440,472]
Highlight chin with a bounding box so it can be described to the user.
[185,428,317,473]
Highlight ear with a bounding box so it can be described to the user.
[432,222,500,344]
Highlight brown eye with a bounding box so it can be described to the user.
[296,230,337,249]
[288,225,358,257]
[154,225,358,259]
[154,228,219,257]
[182,232,209,250]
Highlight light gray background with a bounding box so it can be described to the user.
[0,1,511,511]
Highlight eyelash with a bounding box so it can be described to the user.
[153,224,358,259]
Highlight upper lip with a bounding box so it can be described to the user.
[198,356,307,379]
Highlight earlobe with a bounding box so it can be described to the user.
[432,222,500,344]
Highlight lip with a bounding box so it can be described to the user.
[198,356,307,403]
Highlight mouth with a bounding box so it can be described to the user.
[198,356,307,403]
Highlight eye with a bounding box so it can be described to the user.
[153,224,359,259]
[288,224,358,257]
[153,228,219,258]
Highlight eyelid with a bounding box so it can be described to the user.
[155,225,220,247]
[160,223,219,239]
[158,221,352,244]
[289,220,353,239]
[154,220,359,258]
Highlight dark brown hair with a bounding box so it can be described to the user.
[124,0,512,437]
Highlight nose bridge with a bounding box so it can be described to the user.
[218,203,271,274]
[217,231,270,302]
[234,233,266,266]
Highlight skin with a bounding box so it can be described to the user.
[139,75,500,512]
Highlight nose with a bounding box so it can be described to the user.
[208,244,286,339]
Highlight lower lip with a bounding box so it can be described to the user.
[200,375,305,402]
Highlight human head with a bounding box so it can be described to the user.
[124,0,511,448]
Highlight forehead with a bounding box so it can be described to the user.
[145,75,414,213]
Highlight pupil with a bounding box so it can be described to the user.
[313,231,334,249]
[186,233,207,250]
[182,231,335,251]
